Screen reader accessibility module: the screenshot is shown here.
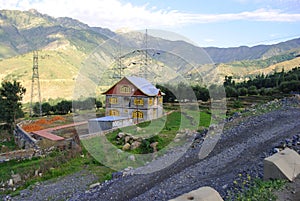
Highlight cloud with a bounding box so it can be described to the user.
[204,39,215,43]
[0,0,300,30]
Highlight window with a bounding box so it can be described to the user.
[109,109,120,116]
[148,98,153,105]
[134,98,144,106]
[132,111,143,119]
[109,97,118,104]
[120,85,131,93]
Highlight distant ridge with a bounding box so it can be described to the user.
[0,9,300,63]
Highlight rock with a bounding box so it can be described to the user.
[117,132,125,138]
[122,143,131,151]
[8,179,13,186]
[273,148,280,153]
[124,136,132,144]
[150,142,159,152]
[174,138,180,143]
[130,141,141,150]
[116,149,123,154]
[89,182,100,189]
[112,171,123,179]
[128,155,135,161]
[12,174,21,184]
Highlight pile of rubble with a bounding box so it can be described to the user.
[115,132,158,152]
[272,133,300,154]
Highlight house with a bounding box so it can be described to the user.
[102,76,164,123]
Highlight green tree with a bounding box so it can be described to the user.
[95,100,102,109]
[238,87,248,96]
[0,81,26,132]
[42,102,53,115]
[248,85,258,95]
[55,100,72,114]
[192,85,210,101]
[225,86,238,98]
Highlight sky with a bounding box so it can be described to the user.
[1,0,300,47]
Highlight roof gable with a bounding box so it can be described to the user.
[103,76,160,96]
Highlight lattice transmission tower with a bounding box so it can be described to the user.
[30,51,42,117]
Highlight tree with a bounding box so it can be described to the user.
[55,100,72,114]
[0,80,26,132]
[238,87,248,96]
[95,100,102,109]
[192,85,210,101]
[156,84,176,103]
[225,86,238,98]
[42,102,53,115]
[248,85,258,95]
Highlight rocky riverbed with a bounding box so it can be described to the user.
[4,100,300,201]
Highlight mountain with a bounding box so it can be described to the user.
[205,38,300,63]
[0,9,114,58]
[0,9,300,102]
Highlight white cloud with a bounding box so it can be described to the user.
[0,0,300,30]
[204,38,215,43]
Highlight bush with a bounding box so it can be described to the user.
[233,100,243,108]
[248,86,258,95]
[238,87,248,96]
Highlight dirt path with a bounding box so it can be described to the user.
[71,107,300,201]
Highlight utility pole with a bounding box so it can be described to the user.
[30,50,42,117]
[112,38,127,80]
[139,29,149,79]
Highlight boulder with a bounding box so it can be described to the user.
[130,141,141,150]
[124,135,132,144]
[264,148,300,181]
[150,142,159,152]
[169,186,223,201]
[12,174,21,184]
[122,143,131,151]
[117,132,125,139]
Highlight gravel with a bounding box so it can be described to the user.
[7,171,98,201]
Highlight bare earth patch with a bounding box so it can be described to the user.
[275,176,300,201]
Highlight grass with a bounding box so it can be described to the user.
[0,140,17,152]
[226,177,286,201]
[105,110,210,153]
[81,109,212,170]
[0,125,18,152]
[0,146,113,196]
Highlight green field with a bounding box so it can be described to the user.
[81,109,211,171]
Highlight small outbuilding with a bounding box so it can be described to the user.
[88,116,133,133]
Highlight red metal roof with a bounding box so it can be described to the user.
[32,130,65,141]
[32,121,87,141]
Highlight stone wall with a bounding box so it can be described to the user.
[14,124,38,149]
[0,148,37,163]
